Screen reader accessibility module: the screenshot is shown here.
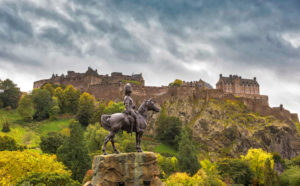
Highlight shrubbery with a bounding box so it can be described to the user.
[76,92,95,126]
[17,94,33,121]
[32,89,52,120]
[0,79,22,109]
[1,120,10,132]
[0,136,20,151]
[40,132,66,154]
[157,153,178,178]
[16,173,80,186]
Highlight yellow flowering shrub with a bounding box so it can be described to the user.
[241,148,274,184]
[0,150,71,185]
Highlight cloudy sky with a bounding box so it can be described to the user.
[1,0,300,114]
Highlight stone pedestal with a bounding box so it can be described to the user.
[91,152,163,186]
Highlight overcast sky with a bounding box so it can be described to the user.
[1,0,300,114]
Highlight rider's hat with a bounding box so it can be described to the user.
[124,83,132,94]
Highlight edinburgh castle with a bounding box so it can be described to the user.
[34,67,299,123]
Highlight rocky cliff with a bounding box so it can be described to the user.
[91,152,163,186]
[147,97,300,159]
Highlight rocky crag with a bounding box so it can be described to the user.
[91,152,163,186]
[147,97,300,160]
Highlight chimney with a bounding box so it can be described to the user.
[219,74,222,78]
[254,77,256,81]
[280,104,283,111]
[229,75,232,78]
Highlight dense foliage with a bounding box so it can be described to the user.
[217,158,254,185]
[40,132,66,154]
[0,136,20,151]
[177,128,200,175]
[17,94,33,121]
[0,79,22,109]
[16,173,80,186]
[32,88,52,120]
[64,85,81,114]
[157,153,178,178]
[1,120,10,132]
[104,101,125,114]
[169,79,183,86]
[90,102,106,124]
[49,96,60,120]
[0,150,70,185]
[156,112,182,148]
[57,121,91,182]
[76,92,95,126]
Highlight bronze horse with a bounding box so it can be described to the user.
[101,98,160,155]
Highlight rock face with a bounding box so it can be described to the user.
[148,97,300,159]
[91,152,163,186]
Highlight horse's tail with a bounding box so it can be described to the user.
[101,114,111,131]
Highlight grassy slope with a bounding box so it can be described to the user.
[0,109,71,148]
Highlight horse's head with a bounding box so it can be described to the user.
[145,98,160,112]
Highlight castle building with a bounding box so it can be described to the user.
[216,74,259,95]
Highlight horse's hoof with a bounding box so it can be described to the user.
[115,150,120,154]
[103,152,107,155]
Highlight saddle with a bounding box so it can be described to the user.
[123,112,136,134]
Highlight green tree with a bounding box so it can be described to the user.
[156,112,182,148]
[217,158,254,185]
[76,92,95,126]
[42,83,55,96]
[84,122,109,153]
[279,166,300,186]
[57,121,91,182]
[16,173,80,186]
[40,132,66,154]
[54,87,66,113]
[1,120,10,133]
[32,89,52,120]
[0,79,22,109]
[264,158,279,186]
[64,85,81,114]
[90,102,106,124]
[17,94,33,122]
[104,101,125,114]
[169,79,183,87]
[49,97,60,120]
[177,128,200,175]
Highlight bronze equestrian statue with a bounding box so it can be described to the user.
[101,83,160,155]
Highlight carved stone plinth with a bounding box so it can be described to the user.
[91,152,163,186]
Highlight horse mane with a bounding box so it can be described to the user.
[138,101,147,116]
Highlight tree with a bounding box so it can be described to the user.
[0,79,22,109]
[16,173,80,186]
[90,102,106,124]
[217,158,254,185]
[64,85,81,114]
[104,101,125,114]
[0,150,71,185]
[49,97,60,120]
[57,121,91,182]
[76,92,95,126]
[40,132,66,154]
[54,87,66,113]
[84,122,109,153]
[264,158,279,186]
[177,128,200,175]
[0,136,18,151]
[169,79,183,87]
[42,83,55,96]
[279,166,300,186]
[156,113,182,148]
[17,94,33,121]
[32,89,52,120]
[241,148,274,185]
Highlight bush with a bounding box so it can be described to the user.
[16,173,80,186]
[217,158,254,185]
[57,121,91,182]
[54,87,66,113]
[0,150,71,185]
[156,113,182,148]
[1,120,10,132]
[40,132,66,154]
[76,92,95,126]
[157,153,178,178]
[90,102,106,124]
[0,136,18,151]
[279,166,300,186]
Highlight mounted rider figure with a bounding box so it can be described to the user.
[123,83,141,134]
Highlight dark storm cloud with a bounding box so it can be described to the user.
[1,0,300,113]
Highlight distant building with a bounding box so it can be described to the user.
[216,74,259,95]
[182,79,213,89]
